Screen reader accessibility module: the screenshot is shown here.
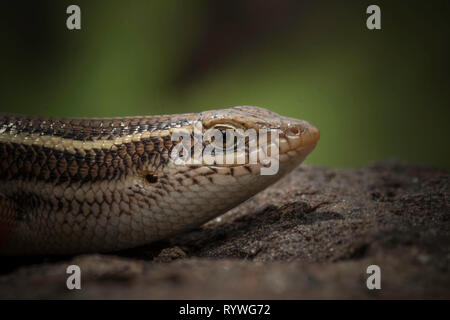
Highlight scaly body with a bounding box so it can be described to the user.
[0,106,319,255]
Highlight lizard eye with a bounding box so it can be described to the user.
[209,124,239,152]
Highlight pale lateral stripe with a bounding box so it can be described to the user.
[0,128,192,154]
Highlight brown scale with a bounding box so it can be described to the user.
[0,138,179,184]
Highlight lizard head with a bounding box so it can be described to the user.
[141,106,320,238]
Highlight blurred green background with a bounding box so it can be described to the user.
[1,1,449,168]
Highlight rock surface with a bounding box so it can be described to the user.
[0,162,449,299]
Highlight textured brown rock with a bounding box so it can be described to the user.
[0,162,449,299]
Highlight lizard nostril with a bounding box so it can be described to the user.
[286,125,301,136]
